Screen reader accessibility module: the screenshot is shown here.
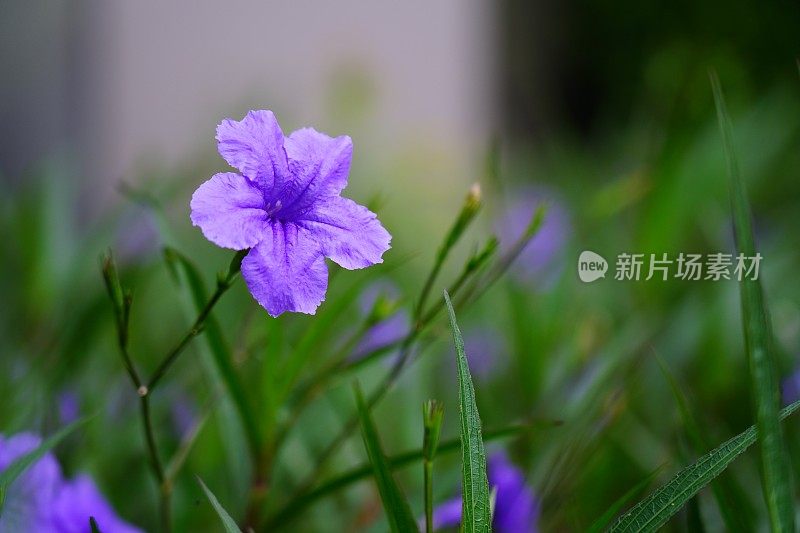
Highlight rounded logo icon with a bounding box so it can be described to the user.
[578,251,607,282]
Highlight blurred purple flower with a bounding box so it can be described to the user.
[782,367,800,406]
[452,327,508,381]
[497,188,570,285]
[58,392,80,426]
[169,390,198,439]
[0,432,142,533]
[191,110,391,317]
[351,281,410,363]
[431,452,539,532]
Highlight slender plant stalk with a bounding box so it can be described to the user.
[147,272,239,391]
[422,400,444,533]
[712,72,794,531]
[102,251,243,533]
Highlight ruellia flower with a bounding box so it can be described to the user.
[191,110,391,317]
[431,451,539,532]
[0,432,142,532]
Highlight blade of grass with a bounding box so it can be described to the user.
[609,398,800,532]
[162,248,262,459]
[711,72,794,531]
[197,477,242,533]
[444,290,491,533]
[89,517,102,533]
[422,400,445,533]
[354,382,419,532]
[587,466,665,533]
[0,417,89,512]
[657,357,755,531]
[266,425,530,526]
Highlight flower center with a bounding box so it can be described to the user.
[264,200,283,218]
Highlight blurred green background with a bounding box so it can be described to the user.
[1,1,800,531]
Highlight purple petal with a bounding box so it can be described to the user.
[497,188,570,285]
[51,474,142,533]
[190,172,268,250]
[0,433,62,531]
[431,496,463,530]
[241,222,328,317]
[216,110,288,190]
[278,128,353,216]
[489,452,539,533]
[58,391,81,425]
[782,365,800,405]
[299,196,391,269]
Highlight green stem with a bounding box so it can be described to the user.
[147,276,237,391]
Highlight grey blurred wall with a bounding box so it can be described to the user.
[1,0,498,216]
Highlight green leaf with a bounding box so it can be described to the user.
[423,400,445,533]
[657,358,754,531]
[267,425,529,525]
[609,398,800,532]
[89,517,103,533]
[163,248,262,458]
[711,72,794,531]
[197,477,242,533]
[353,383,419,533]
[444,290,491,533]
[0,417,89,513]
[587,466,664,533]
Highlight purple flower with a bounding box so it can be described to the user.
[352,281,410,362]
[0,432,142,532]
[782,366,800,406]
[431,452,539,532]
[497,188,569,285]
[58,391,80,425]
[450,327,508,381]
[191,110,391,317]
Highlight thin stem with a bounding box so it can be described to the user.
[147,276,237,391]
[424,459,434,533]
[140,393,171,532]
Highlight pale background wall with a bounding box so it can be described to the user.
[2,0,499,230]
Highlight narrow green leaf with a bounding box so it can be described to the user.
[444,290,491,533]
[163,248,263,458]
[267,425,529,525]
[711,72,794,531]
[423,400,445,533]
[197,477,242,533]
[587,466,664,533]
[89,517,102,533]
[609,398,800,532]
[657,358,754,531]
[354,383,419,533]
[0,417,89,513]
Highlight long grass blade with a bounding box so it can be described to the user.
[444,290,491,533]
[354,383,419,532]
[197,477,242,533]
[609,398,800,532]
[163,248,262,458]
[711,72,794,531]
[657,358,755,531]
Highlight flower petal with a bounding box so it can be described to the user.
[298,196,391,269]
[52,475,143,533]
[241,222,328,317]
[190,172,269,250]
[278,128,352,216]
[216,110,289,190]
